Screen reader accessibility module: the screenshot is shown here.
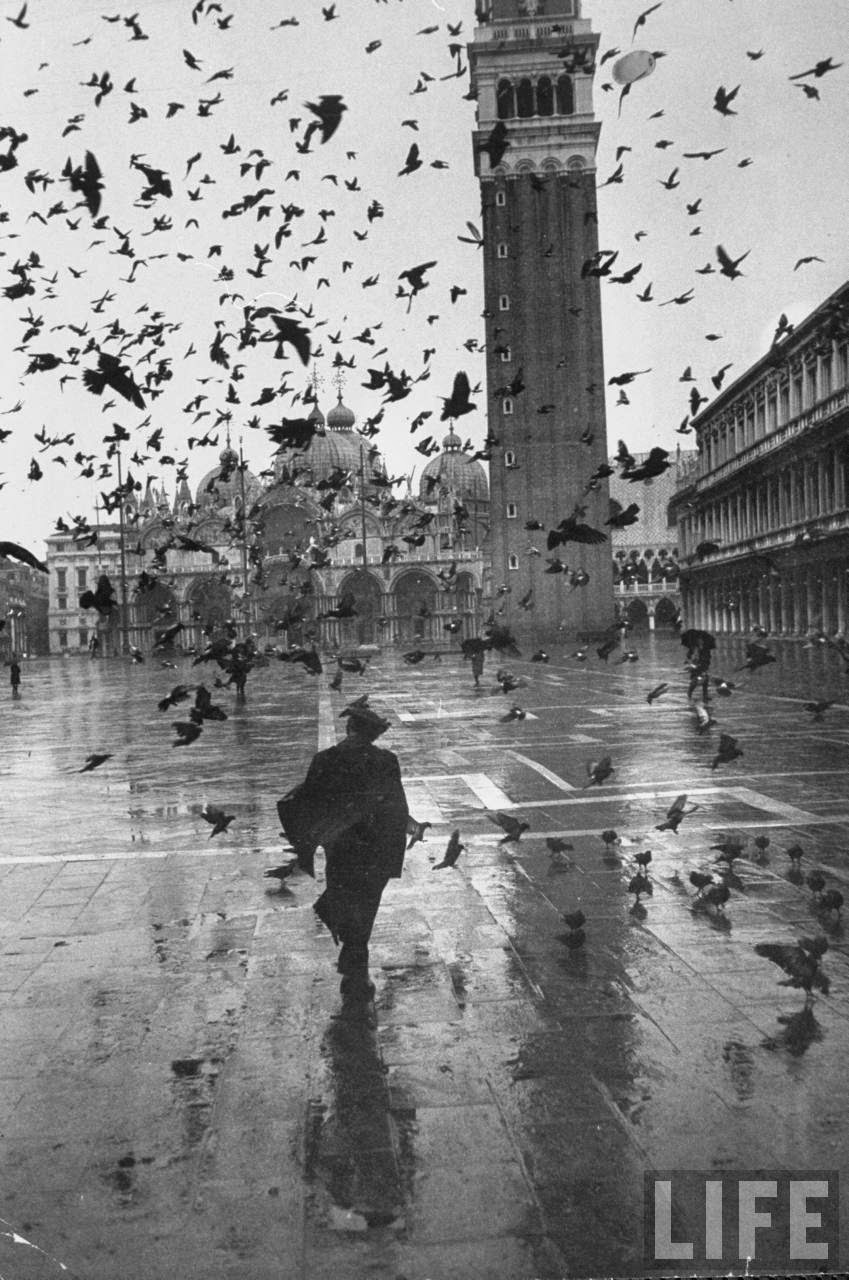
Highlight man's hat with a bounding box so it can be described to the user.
[340,703,390,736]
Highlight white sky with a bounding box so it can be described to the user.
[0,0,846,552]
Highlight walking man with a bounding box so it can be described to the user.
[294,702,409,1000]
[8,654,21,698]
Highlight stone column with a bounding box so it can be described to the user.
[821,570,832,634]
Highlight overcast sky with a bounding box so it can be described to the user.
[0,0,845,552]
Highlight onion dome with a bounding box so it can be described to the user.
[418,428,489,503]
[326,392,356,432]
[307,402,326,429]
[196,445,262,507]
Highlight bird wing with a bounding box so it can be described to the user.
[667,793,688,817]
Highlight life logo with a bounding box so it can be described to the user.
[644,1170,839,1269]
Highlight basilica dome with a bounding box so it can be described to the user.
[418,429,489,503]
[196,444,263,508]
[274,394,384,486]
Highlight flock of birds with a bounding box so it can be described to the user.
[0,0,845,611]
[259,617,848,1031]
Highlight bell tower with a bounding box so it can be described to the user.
[469,0,614,644]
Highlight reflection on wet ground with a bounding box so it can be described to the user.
[0,634,848,1277]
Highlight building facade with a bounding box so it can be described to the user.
[469,0,614,646]
[0,557,49,658]
[670,282,849,636]
[44,400,491,656]
[609,449,695,630]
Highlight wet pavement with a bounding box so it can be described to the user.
[1,634,849,1279]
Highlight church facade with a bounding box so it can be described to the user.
[44,396,491,656]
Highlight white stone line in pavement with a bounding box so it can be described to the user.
[726,786,820,826]
[396,708,539,723]
[467,816,849,841]
[507,750,577,792]
[317,682,336,750]
[460,773,513,809]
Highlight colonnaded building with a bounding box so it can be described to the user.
[670,281,849,635]
[44,395,491,657]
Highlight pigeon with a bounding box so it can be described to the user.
[264,861,298,886]
[736,641,776,672]
[752,835,771,864]
[79,752,112,772]
[562,909,586,932]
[172,720,202,746]
[600,829,620,849]
[689,870,714,897]
[584,756,614,788]
[806,870,826,898]
[818,889,843,917]
[500,705,526,723]
[433,829,464,869]
[406,817,431,849]
[804,700,832,720]
[488,812,530,842]
[755,938,829,999]
[702,879,731,911]
[634,849,652,870]
[656,793,698,832]
[786,842,804,868]
[647,682,669,704]
[201,804,235,837]
[628,872,653,904]
[711,734,743,769]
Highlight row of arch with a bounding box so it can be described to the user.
[497,74,574,120]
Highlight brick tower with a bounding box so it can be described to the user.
[469,0,614,646]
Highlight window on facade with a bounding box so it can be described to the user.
[779,383,790,425]
[354,543,363,559]
[502,397,513,415]
[499,293,510,310]
[803,364,815,409]
[536,76,554,116]
[76,567,87,589]
[439,532,452,551]
[791,373,803,416]
[58,629,68,648]
[824,456,835,510]
[506,502,518,518]
[838,344,849,387]
[820,355,832,399]
[496,242,508,259]
[56,568,67,592]
[57,594,67,611]
[500,346,512,362]
[556,74,574,115]
[495,190,506,207]
[79,628,88,647]
[516,78,534,117]
[496,78,515,120]
[508,554,519,570]
[505,450,516,467]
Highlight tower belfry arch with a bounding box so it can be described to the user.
[469,0,614,643]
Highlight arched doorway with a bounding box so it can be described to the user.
[186,577,232,649]
[394,569,438,645]
[336,570,383,645]
[131,580,180,651]
[653,597,680,631]
[626,598,649,630]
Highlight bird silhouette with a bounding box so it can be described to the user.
[584,756,614,788]
[433,829,464,869]
[488,812,530,842]
[201,804,235,837]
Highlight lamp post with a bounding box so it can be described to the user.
[114,445,130,655]
[238,436,252,638]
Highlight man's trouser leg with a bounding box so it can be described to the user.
[327,864,389,994]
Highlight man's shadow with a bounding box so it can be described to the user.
[304,1012,411,1231]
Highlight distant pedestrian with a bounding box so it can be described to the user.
[89,633,100,659]
[461,636,488,688]
[281,702,409,1001]
[9,655,21,698]
[681,628,715,704]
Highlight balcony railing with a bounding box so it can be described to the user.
[693,386,849,493]
[615,581,680,595]
[681,507,849,566]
